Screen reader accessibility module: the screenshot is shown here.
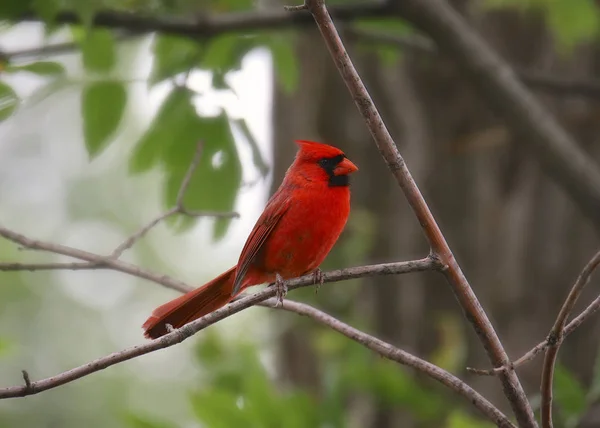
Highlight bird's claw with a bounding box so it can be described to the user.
[313,268,324,294]
[275,273,287,306]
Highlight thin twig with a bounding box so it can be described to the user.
[289,1,537,426]
[21,370,32,393]
[0,257,438,399]
[109,141,238,259]
[1,141,237,267]
[261,298,516,428]
[0,226,192,293]
[0,262,97,271]
[541,250,600,428]
[468,250,600,378]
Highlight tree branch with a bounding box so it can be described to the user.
[540,250,600,428]
[392,0,600,233]
[0,250,514,427]
[262,298,516,428]
[0,257,438,399]
[290,0,537,426]
[468,250,600,382]
[0,141,237,279]
[18,3,390,38]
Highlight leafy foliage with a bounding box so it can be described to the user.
[78,28,117,73]
[4,61,65,76]
[191,328,496,428]
[82,80,127,158]
[130,87,242,238]
[0,82,18,122]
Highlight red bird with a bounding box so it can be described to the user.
[142,140,358,339]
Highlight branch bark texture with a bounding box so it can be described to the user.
[293,1,537,426]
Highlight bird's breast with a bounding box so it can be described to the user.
[257,186,350,278]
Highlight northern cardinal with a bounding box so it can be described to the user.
[142,140,358,339]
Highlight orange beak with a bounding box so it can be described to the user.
[334,157,359,176]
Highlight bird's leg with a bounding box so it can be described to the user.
[275,273,287,306]
[313,268,324,294]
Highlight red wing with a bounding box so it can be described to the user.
[231,192,292,295]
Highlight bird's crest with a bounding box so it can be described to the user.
[295,140,345,160]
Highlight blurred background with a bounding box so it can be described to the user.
[2,0,600,427]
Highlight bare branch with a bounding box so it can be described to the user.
[0,257,438,399]
[19,4,390,38]
[260,298,516,428]
[109,208,179,259]
[0,261,96,271]
[109,141,238,259]
[541,250,600,428]
[0,226,193,294]
[291,0,537,426]
[468,250,600,379]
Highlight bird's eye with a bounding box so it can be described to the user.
[318,154,345,169]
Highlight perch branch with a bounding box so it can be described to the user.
[0,257,439,399]
[289,1,536,426]
[541,250,600,428]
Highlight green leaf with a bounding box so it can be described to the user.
[129,88,193,173]
[163,112,242,239]
[546,0,599,51]
[232,118,269,176]
[588,349,600,402]
[195,330,226,365]
[82,81,127,158]
[150,35,202,86]
[0,0,35,19]
[267,36,299,94]
[447,410,494,428]
[80,29,116,73]
[0,338,13,357]
[0,82,19,122]
[6,61,65,76]
[201,34,258,78]
[123,413,177,428]
[31,0,60,22]
[355,18,414,66]
[190,389,248,428]
[554,363,587,425]
[130,88,241,239]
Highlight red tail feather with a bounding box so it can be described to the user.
[142,267,236,339]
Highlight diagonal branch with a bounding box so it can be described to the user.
[540,250,600,428]
[289,0,537,426]
[0,257,438,399]
[262,299,516,428]
[0,251,515,427]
